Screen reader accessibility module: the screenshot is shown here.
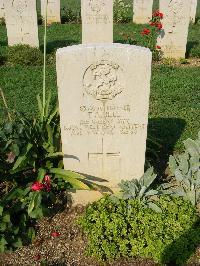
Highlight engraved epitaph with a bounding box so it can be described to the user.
[157,0,191,59]
[4,0,39,47]
[133,0,153,24]
[41,0,61,24]
[56,44,152,205]
[81,0,113,43]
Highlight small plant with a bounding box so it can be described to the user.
[79,195,200,265]
[61,6,81,23]
[114,0,131,23]
[119,167,162,212]
[179,58,189,64]
[163,132,200,206]
[126,10,164,61]
[7,45,43,66]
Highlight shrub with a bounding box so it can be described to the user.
[79,195,200,265]
[114,0,132,23]
[61,6,81,23]
[7,45,43,66]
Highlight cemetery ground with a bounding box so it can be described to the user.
[0,6,200,266]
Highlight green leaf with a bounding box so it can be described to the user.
[37,168,46,182]
[28,192,41,215]
[169,155,177,174]
[49,168,86,180]
[147,202,162,213]
[184,139,199,157]
[12,143,33,170]
[50,169,90,190]
[2,214,10,223]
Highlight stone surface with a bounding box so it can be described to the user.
[190,0,197,23]
[41,0,61,24]
[56,44,152,204]
[81,0,113,43]
[0,0,5,19]
[4,0,39,47]
[133,0,153,24]
[157,0,191,59]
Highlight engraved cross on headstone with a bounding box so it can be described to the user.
[88,138,120,179]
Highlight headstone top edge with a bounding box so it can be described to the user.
[56,43,152,56]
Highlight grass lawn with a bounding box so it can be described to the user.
[0,8,200,162]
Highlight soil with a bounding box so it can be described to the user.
[154,57,200,67]
[0,204,158,266]
[1,202,200,266]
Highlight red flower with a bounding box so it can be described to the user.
[153,10,163,19]
[31,181,44,191]
[156,45,161,49]
[156,22,163,29]
[44,175,51,184]
[51,232,61,237]
[141,28,151,35]
[150,22,155,26]
[43,175,51,192]
[34,254,41,261]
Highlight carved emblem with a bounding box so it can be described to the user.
[13,0,28,14]
[88,0,105,13]
[166,0,184,28]
[83,61,124,102]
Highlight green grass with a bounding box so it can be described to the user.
[0,1,200,166]
[0,65,199,156]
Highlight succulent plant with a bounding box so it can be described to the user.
[118,167,162,212]
[164,132,200,206]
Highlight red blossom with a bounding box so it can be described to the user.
[150,22,155,26]
[153,10,164,19]
[156,22,163,29]
[34,254,41,261]
[141,28,151,35]
[51,232,61,237]
[31,181,44,191]
[156,45,161,49]
[44,175,51,184]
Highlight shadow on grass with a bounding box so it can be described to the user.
[186,41,199,58]
[161,220,200,265]
[41,39,79,54]
[146,117,186,175]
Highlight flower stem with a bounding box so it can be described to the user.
[0,88,12,122]
[42,0,48,121]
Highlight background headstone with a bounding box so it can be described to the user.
[4,0,39,47]
[190,0,197,23]
[133,0,153,24]
[41,0,61,24]
[0,0,5,19]
[157,0,191,59]
[81,0,113,43]
[56,43,152,204]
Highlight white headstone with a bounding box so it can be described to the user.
[81,0,113,44]
[4,0,39,47]
[190,0,197,23]
[41,0,61,24]
[157,0,191,59]
[0,0,5,19]
[56,44,152,204]
[133,0,153,24]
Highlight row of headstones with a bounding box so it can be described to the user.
[0,0,198,59]
[0,0,198,24]
[0,0,197,58]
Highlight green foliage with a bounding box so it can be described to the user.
[61,6,81,23]
[163,132,200,206]
[79,195,200,265]
[114,0,132,23]
[7,45,43,66]
[119,167,162,212]
[0,93,90,252]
